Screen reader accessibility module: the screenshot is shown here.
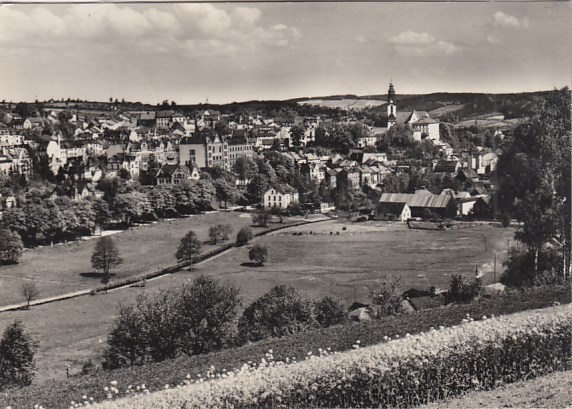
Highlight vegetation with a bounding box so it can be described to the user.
[236,226,253,246]
[495,87,570,282]
[251,210,269,227]
[248,244,268,266]
[0,320,38,391]
[20,283,39,309]
[368,275,403,317]
[1,285,568,408]
[91,237,123,286]
[103,275,241,369]
[446,274,484,304]
[314,296,347,327]
[238,285,316,343]
[175,230,202,268]
[209,224,233,244]
[0,228,23,265]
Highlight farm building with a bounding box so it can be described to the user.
[263,185,299,210]
[376,201,411,222]
[378,189,456,219]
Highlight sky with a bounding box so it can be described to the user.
[0,2,570,104]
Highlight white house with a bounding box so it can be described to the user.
[263,185,299,210]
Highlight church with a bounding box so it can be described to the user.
[386,82,440,142]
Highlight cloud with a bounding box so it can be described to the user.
[355,36,366,44]
[492,11,529,29]
[391,31,435,45]
[0,4,301,56]
[390,31,461,57]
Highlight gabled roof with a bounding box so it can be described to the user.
[379,190,451,209]
[377,201,408,214]
[268,184,297,195]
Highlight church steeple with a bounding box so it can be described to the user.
[387,81,396,105]
[387,81,397,129]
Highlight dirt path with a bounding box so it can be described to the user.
[420,370,572,408]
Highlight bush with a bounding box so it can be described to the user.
[103,276,241,369]
[369,275,403,317]
[238,285,316,343]
[251,211,269,227]
[314,296,347,327]
[81,359,97,375]
[248,244,268,266]
[236,226,253,246]
[447,274,483,303]
[0,320,38,391]
[501,247,566,287]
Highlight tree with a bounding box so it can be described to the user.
[232,157,258,181]
[21,283,39,309]
[236,226,254,246]
[0,320,38,390]
[0,229,23,265]
[289,125,305,150]
[249,244,268,266]
[251,210,269,227]
[209,225,223,244]
[238,285,316,343]
[314,296,346,327]
[176,230,202,268]
[446,274,483,303]
[91,237,123,286]
[174,275,241,355]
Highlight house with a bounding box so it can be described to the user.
[378,189,455,218]
[263,185,299,210]
[454,168,479,184]
[376,202,411,222]
[434,160,462,174]
[336,168,361,190]
[324,168,338,189]
[156,164,200,185]
[179,132,253,170]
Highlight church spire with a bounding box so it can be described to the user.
[387,81,397,130]
[387,81,396,104]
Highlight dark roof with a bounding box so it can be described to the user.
[270,184,297,195]
[455,168,479,180]
[156,164,180,178]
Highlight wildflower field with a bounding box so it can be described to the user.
[1,285,569,409]
[92,303,572,409]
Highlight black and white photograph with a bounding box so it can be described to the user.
[0,1,570,408]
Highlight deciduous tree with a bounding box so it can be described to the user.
[91,236,122,286]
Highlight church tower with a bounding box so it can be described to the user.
[387,81,396,130]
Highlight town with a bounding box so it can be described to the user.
[0,82,505,230]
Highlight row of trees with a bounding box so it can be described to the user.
[103,276,346,369]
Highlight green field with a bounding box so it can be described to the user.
[0,219,514,383]
[0,212,280,307]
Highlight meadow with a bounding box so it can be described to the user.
[0,219,514,383]
[0,211,284,307]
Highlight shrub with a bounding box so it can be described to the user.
[238,285,316,343]
[103,276,240,369]
[248,244,268,266]
[501,247,566,287]
[314,296,347,327]
[447,274,483,303]
[80,359,97,375]
[369,275,403,317]
[0,320,38,391]
[236,226,253,246]
[251,211,269,227]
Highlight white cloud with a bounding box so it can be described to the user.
[391,31,461,57]
[492,11,528,29]
[0,4,301,57]
[391,31,435,45]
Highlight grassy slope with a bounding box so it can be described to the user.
[0,221,513,384]
[1,285,569,409]
[0,212,274,307]
[420,369,572,409]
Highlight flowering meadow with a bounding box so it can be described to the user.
[88,304,571,409]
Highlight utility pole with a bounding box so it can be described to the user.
[493,252,497,283]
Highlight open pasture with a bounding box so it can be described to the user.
[0,212,273,307]
[0,220,514,382]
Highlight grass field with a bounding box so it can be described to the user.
[0,212,289,307]
[0,219,514,383]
